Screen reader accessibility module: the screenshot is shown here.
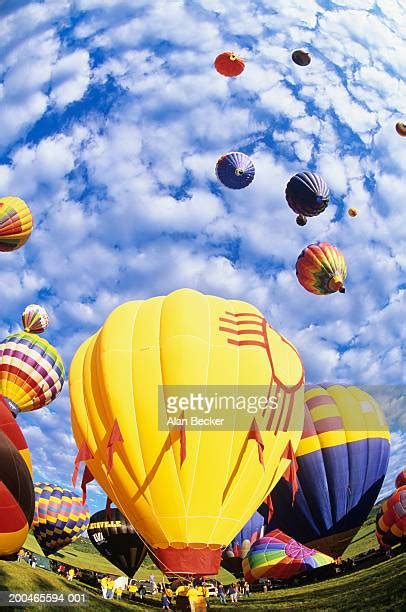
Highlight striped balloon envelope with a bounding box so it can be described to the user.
[33,483,90,556]
[215,152,255,189]
[0,196,33,252]
[376,487,406,548]
[0,395,32,473]
[296,242,347,295]
[0,431,34,559]
[285,172,329,225]
[268,384,390,558]
[0,332,64,413]
[242,529,333,582]
[22,304,49,335]
[395,470,406,489]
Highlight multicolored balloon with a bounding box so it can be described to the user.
[268,384,390,558]
[0,431,34,559]
[296,242,347,295]
[88,508,147,578]
[0,332,64,413]
[395,122,406,137]
[285,172,329,225]
[214,52,245,77]
[0,196,33,252]
[376,487,406,548]
[242,530,333,583]
[70,288,305,576]
[395,470,406,489]
[292,50,311,66]
[216,152,255,190]
[22,304,49,335]
[33,483,90,556]
[222,503,269,577]
[0,395,32,473]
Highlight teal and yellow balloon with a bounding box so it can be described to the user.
[33,483,90,556]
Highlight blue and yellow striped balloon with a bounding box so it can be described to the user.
[33,483,90,556]
[268,384,390,558]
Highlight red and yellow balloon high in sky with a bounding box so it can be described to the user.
[70,288,305,575]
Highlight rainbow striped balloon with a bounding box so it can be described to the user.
[296,242,347,295]
[22,304,49,335]
[33,483,90,556]
[243,529,333,582]
[0,332,64,413]
[0,196,33,252]
[376,487,406,548]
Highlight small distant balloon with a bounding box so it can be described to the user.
[216,152,255,189]
[22,304,49,335]
[296,242,347,295]
[285,172,329,225]
[292,50,311,66]
[395,122,406,137]
[214,52,245,77]
[348,208,358,217]
[0,196,33,252]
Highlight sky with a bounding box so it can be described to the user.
[0,0,405,514]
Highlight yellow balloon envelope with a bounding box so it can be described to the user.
[69,288,304,575]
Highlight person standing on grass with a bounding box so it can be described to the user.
[218,583,226,605]
[31,555,37,569]
[67,568,75,582]
[100,576,109,599]
[243,580,250,598]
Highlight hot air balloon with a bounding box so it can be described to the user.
[70,288,305,576]
[268,384,390,558]
[285,172,329,225]
[0,431,34,559]
[88,508,147,578]
[22,304,49,335]
[0,196,33,252]
[376,487,406,548]
[242,530,333,583]
[296,242,347,295]
[0,395,32,473]
[395,122,406,137]
[0,332,64,414]
[348,208,358,217]
[216,152,255,190]
[214,52,245,77]
[33,483,90,556]
[222,503,269,577]
[395,470,406,489]
[292,50,311,66]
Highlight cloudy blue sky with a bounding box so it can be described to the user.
[0,0,404,513]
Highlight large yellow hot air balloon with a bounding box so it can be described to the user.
[70,288,305,575]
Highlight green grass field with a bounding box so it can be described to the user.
[1,502,404,610]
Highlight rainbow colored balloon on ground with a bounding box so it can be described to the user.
[243,529,333,582]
